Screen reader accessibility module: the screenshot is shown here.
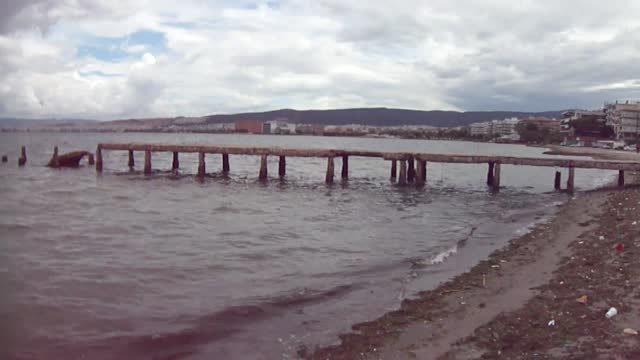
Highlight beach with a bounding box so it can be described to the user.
[308,148,640,359]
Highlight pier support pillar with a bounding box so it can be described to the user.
[554,171,561,191]
[487,162,495,186]
[88,153,95,166]
[96,146,102,172]
[259,155,268,181]
[492,162,501,191]
[172,152,179,171]
[416,160,426,186]
[222,154,230,174]
[618,170,625,187]
[197,152,205,178]
[398,160,407,186]
[49,146,60,167]
[567,167,575,193]
[341,155,349,180]
[144,150,152,175]
[279,156,286,178]
[18,146,27,166]
[326,157,335,184]
[390,160,397,180]
[407,158,416,183]
[128,150,135,168]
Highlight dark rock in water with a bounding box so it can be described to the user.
[18,146,26,166]
[1,155,7,163]
[47,146,92,168]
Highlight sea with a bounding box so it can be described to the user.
[0,133,616,360]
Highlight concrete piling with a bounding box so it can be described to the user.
[18,146,26,166]
[390,160,397,180]
[618,170,625,187]
[341,155,349,180]
[96,146,103,172]
[279,156,286,177]
[407,158,416,183]
[493,162,501,191]
[197,152,205,178]
[128,150,135,168]
[259,155,268,181]
[172,152,179,171]
[487,162,495,186]
[222,154,230,174]
[416,160,426,186]
[398,160,407,185]
[144,150,152,175]
[326,157,335,184]
[567,167,575,193]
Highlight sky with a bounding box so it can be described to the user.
[0,0,639,120]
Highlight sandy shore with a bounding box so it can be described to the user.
[542,144,640,161]
[306,153,640,359]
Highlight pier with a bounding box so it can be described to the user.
[96,143,640,192]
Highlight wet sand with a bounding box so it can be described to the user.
[307,152,640,359]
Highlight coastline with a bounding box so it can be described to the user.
[306,151,640,359]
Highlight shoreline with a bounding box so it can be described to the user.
[307,173,640,358]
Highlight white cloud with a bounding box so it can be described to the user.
[1,0,639,119]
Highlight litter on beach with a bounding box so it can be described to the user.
[576,295,588,304]
[548,320,555,327]
[605,307,618,319]
[623,328,639,335]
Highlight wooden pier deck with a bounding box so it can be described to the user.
[96,143,640,192]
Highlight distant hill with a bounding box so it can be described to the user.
[203,108,564,127]
[1,108,565,130]
[0,118,93,128]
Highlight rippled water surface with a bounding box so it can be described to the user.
[0,133,614,359]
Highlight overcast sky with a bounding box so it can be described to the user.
[1,0,639,120]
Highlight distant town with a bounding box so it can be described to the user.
[3,101,640,148]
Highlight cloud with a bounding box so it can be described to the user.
[0,0,639,119]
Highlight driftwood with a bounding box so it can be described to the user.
[47,147,92,168]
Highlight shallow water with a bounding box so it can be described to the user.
[0,133,614,359]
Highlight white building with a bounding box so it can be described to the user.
[469,118,519,137]
[469,122,491,136]
[605,101,640,140]
[492,117,520,136]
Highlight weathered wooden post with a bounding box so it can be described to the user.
[487,162,495,186]
[398,160,407,186]
[278,156,286,177]
[407,158,416,183]
[128,150,135,168]
[415,159,425,186]
[567,166,575,193]
[144,150,152,175]
[341,155,349,180]
[172,152,179,171]
[1,155,7,163]
[554,171,561,191]
[390,160,397,180]
[326,157,335,184]
[96,146,103,172]
[18,146,27,166]
[197,152,205,178]
[88,153,95,165]
[421,160,427,183]
[493,162,501,191]
[222,154,230,174]
[618,170,625,187]
[259,154,268,181]
[49,146,60,167]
